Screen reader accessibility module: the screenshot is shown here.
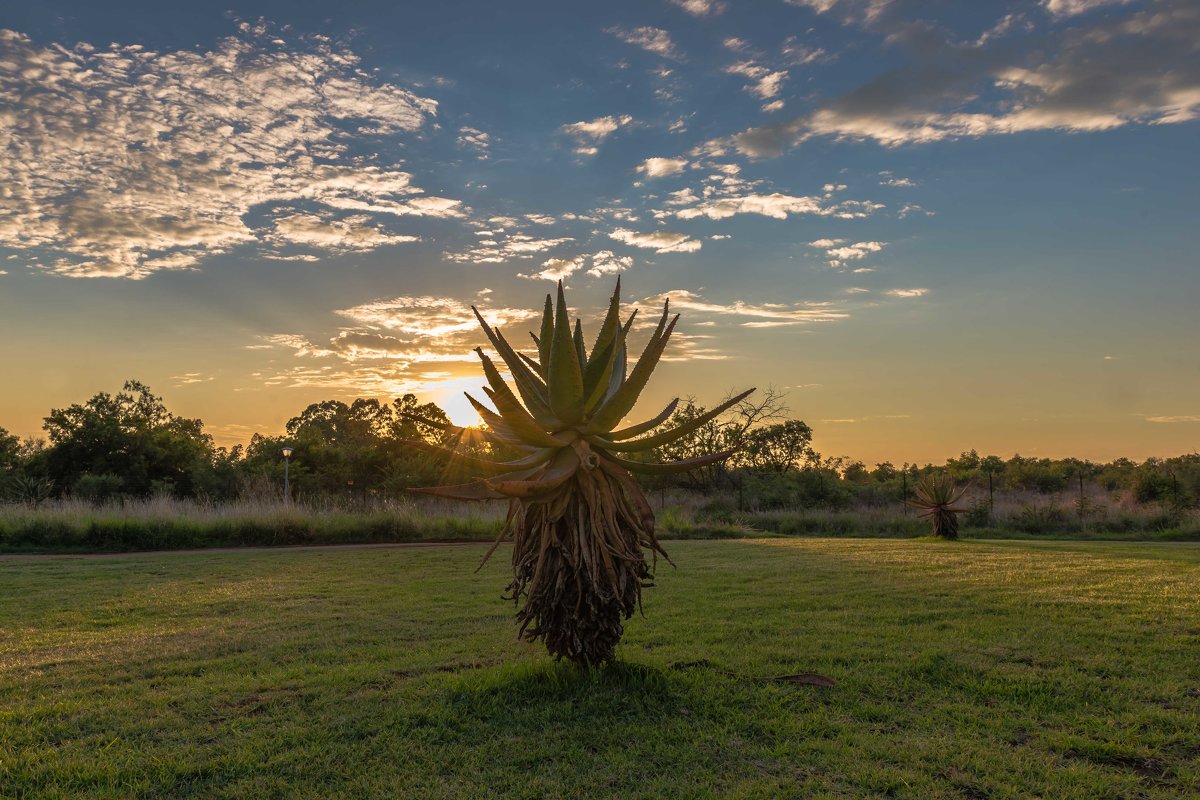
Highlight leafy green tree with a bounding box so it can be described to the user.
[42,381,215,498]
[870,462,898,482]
[742,419,815,473]
[0,427,19,475]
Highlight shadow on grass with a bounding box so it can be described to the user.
[446,658,680,713]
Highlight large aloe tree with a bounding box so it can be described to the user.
[407,279,753,665]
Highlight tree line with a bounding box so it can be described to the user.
[0,380,1196,510]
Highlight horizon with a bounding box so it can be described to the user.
[1,0,1198,465]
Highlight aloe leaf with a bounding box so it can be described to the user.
[597,448,735,475]
[407,482,506,501]
[547,281,584,423]
[598,388,755,452]
[588,276,622,363]
[538,294,554,367]
[472,306,557,425]
[475,351,565,447]
[609,398,679,440]
[587,309,679,434]
[484,448,579,498]
[397,439,555,475]
[573,319,587,371]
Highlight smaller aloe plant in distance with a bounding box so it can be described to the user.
[907,473,969,540]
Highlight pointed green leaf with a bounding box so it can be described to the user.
[588,276,622,364]
[518,350,544,380]
[588,310,636,415]
[471,306,557,425]
[538,294,553,367]
[573,319,587,371]
[484,447,579,498]
[609,398,679,440]
[408,482,506,501]
[598,388,755,452]
[463,393,530,446]
[547,281,584,424]
[597,448,736,475]
[583,322,622,411]
[397,439,555,475]
[475,350,565,448]
[587,304,678,434]
[492,328,558,425]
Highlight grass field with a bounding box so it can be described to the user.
[2,539,1198,798]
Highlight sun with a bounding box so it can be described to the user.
[432,380,485,428]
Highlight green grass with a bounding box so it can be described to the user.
[2,539,1198,798]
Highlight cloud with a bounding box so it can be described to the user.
[636,157,689,178]
[898,202,934,218]
[676,192,882,221]
[560,114,634,154]
[782,35,831,66]
[880,175,917,187]
[610,228,702,253]
[1041,0,1132,18]
[519,255,587,281]
[267,212,419,252]
[784,0,895,26]
[810,239,885,267]
[445,228,575,264]
[256,293,546,399]
[720,1,1200,155]
[641,289,847,326]
[457,126,491,158]
[725,61,789,100]
[607,26,683,60]
[337,296,537,338]
[0,25,452,278]
[670,0,727,16]
[588,250,634,277]
[1145,415,1200,424]
[884,287,928,298]
[171,373,213,386]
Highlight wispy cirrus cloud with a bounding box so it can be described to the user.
[641,289,848,326]
[0,24,457,278]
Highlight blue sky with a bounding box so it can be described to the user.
[1,0,1197,462]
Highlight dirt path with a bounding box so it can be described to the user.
[0,541,491,560]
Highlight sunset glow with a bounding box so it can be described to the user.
[1,1,1197,463]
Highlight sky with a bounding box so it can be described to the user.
[1,0,1198,465]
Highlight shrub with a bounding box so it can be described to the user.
[1014,504,1067,534]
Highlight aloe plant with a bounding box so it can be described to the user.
[906,472,969,540]
[407,279,754,665]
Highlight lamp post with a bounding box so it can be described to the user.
[281,446,294,503]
